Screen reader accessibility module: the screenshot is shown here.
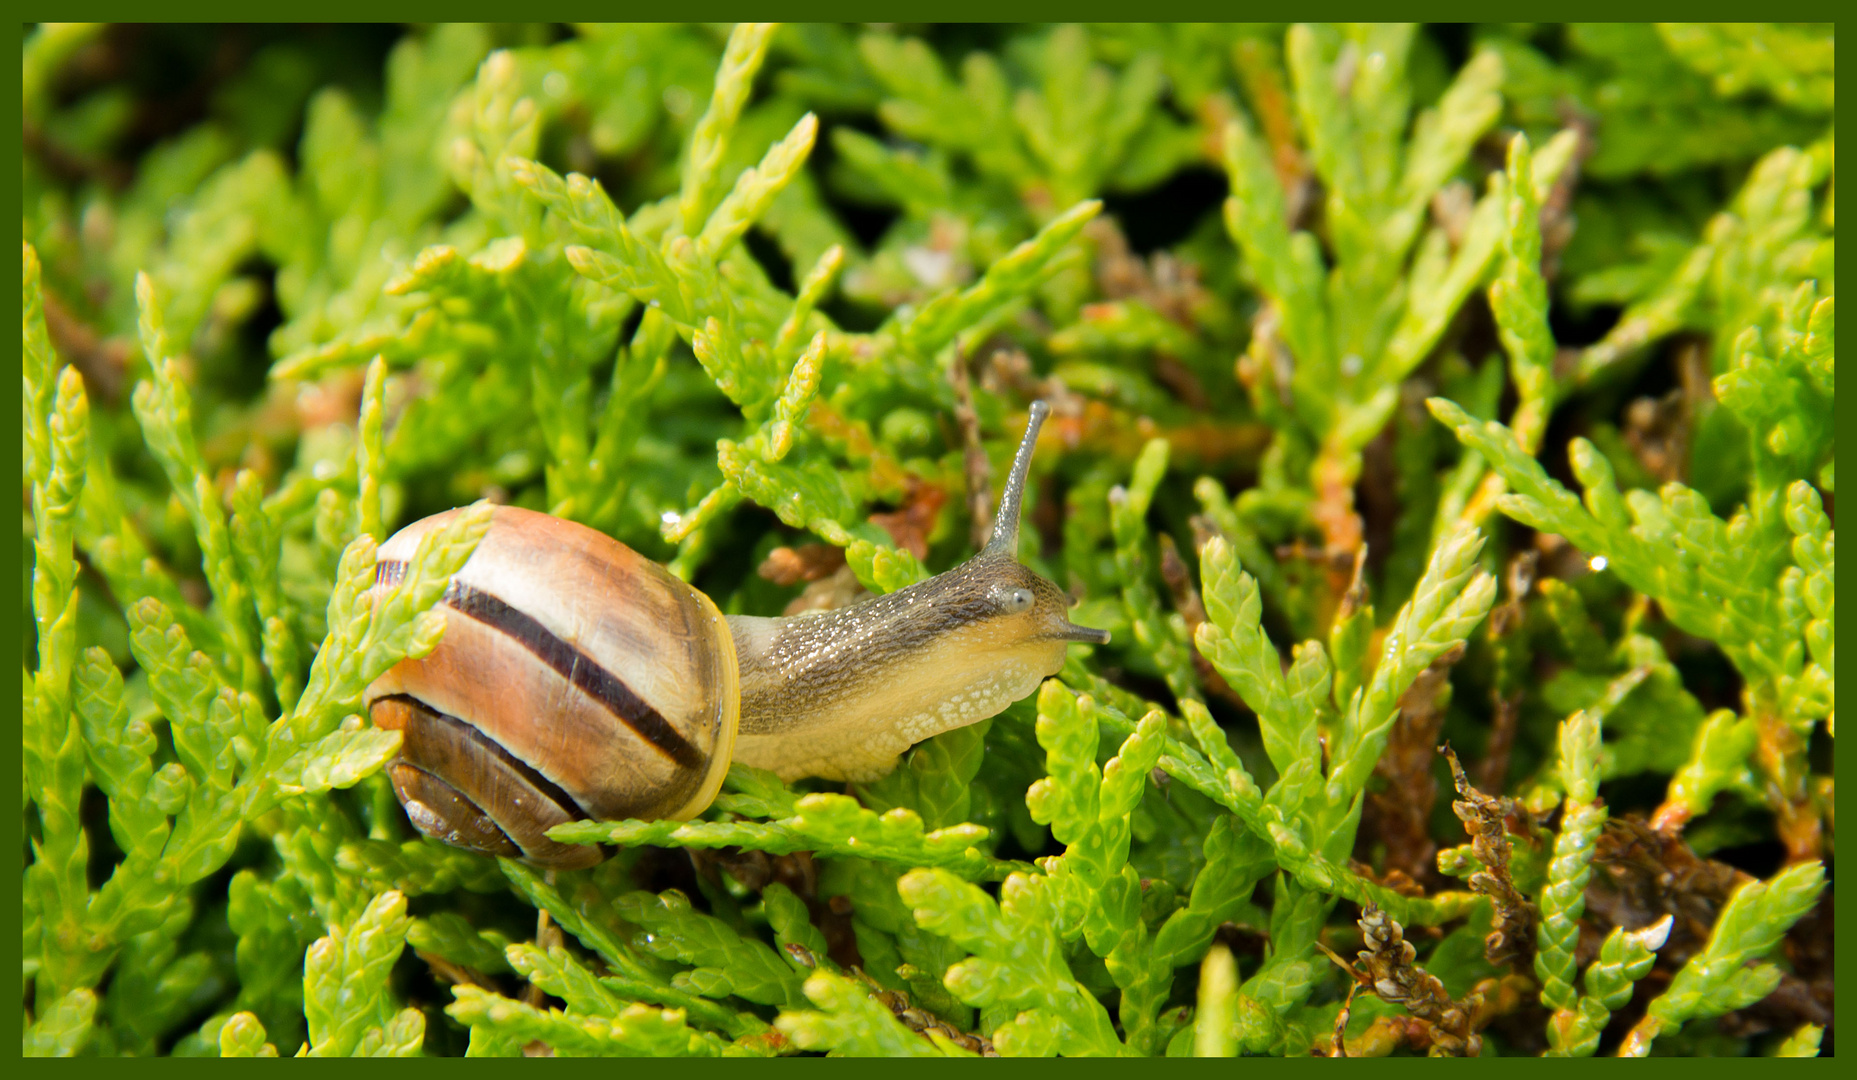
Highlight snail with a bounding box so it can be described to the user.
[365,401,1109,868]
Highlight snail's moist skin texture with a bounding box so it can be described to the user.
[729,554,1086,781]
[364,506,738,867]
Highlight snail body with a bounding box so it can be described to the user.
[365,402,1107,868]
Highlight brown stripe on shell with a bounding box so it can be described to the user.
[375,693,603,870]
[387,762,521,859]
[376,692,590,820]
[374,557,704,770]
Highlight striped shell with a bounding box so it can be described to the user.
[364,506,738,869]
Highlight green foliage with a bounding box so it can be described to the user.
[24,243,489,1055]
[776,969,959,1057]
[22,21,1832,1059]
[1431,276,1832,848]
[1485,24,1826,181]
[553,783,1020,881]
[1621,863,1827,1056]
[448,985,725,1058]
[1775,1023,1824,1058]
[1579,141,1833,388]
[302,890,426,1056]
[1656,24,1834,114]
[1547,916,1672,1058]
[1111,439,1201,706]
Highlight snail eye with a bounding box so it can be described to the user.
[1002,587,1034,614]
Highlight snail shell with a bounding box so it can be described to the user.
[366,506,737,869]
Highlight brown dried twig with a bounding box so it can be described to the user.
[1430,180,1476,251]
[1481,693,1523,798]
[946,349,994,551]
[521,906,564,1010]
[1441,744,1535,969]
[1231,39,1314,228]
[1584,815,1750,969]
[1361,642,1464,883]
[1083,217,1214,410]
[1480,551,1537,793]
[414,950,497,993]
[1157,533,1241,706]
[759,543,847,587]
[1325,903,1488,1057]
[40,289,130,404]
[1086,216,1212,329]
[868,478,947,560]
[1538,107,1596,281]
[760,544,864,615]
[1311,449,1365,575]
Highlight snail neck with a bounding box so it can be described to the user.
[723,563,1063,783]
